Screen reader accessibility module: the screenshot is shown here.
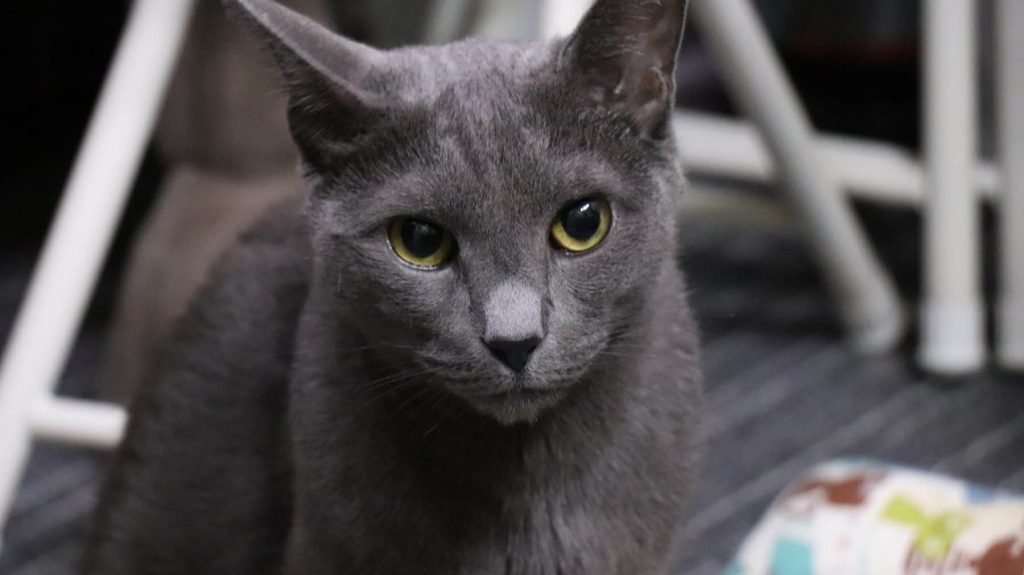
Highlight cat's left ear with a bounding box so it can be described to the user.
[223,0,391,169]
[563,0,688,139]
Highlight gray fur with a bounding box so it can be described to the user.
[84,0,701,573]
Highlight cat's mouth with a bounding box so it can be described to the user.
[477,384,568,401]
[414,338,604,424]
[471,384,570,425]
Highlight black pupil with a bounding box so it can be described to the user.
[561,200,601,241]
[401,220,444,259]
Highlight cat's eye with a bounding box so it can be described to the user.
[388,218,455,269]
[550,197,611,254]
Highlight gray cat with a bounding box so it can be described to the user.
[83,0,702,573]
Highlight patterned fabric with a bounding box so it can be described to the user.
[727,460,1024,575]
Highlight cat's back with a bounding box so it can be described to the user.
[84,197,310,575]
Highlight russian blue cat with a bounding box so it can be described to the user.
[85,0,702,573]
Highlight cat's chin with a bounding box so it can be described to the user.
[469,387,568,426]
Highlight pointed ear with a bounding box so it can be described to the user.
[223,0,389,169]
[563,0,688,139]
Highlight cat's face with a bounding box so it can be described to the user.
[230,0,688,423]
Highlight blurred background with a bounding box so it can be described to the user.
[1,1,1022,574]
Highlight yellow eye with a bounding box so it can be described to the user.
[388,218,455,269]
[551,198,611,253]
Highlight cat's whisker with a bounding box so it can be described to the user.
[372,381,447,432]
[359,367,428,391]
[349,368,442,414]
[422,387,462,437]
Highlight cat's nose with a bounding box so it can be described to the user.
[485,336,542,372]
[481,280,547,372]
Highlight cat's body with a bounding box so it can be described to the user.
[85,1,702,573]
[284,217,700,575]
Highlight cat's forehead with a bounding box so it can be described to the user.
[320,38,660,229]
[389,41,586,186]
[387,39,557,108]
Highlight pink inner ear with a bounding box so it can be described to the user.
[638,67,669,103]
[578,60,674,137]
[629,67,672,135]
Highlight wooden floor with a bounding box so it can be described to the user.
[2,206,1023,575]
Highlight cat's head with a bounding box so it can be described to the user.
[228,0,689,424]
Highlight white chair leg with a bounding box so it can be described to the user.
[0,0,195,553]
[424,0,475,44]
[690,0,905,353]
[918,0,985,376]
[672,111,1000,209]
[30,398,126,450]
[470,0,543,41]
[537,0,592,38]
[996,0,1024,373]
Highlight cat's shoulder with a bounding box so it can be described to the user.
[216,194,310,287]
[188,195,311,319]
[147,193,312,400]
[83,197,311,574]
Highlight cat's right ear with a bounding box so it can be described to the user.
[562,0,688,140]
[223,0,389,169]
